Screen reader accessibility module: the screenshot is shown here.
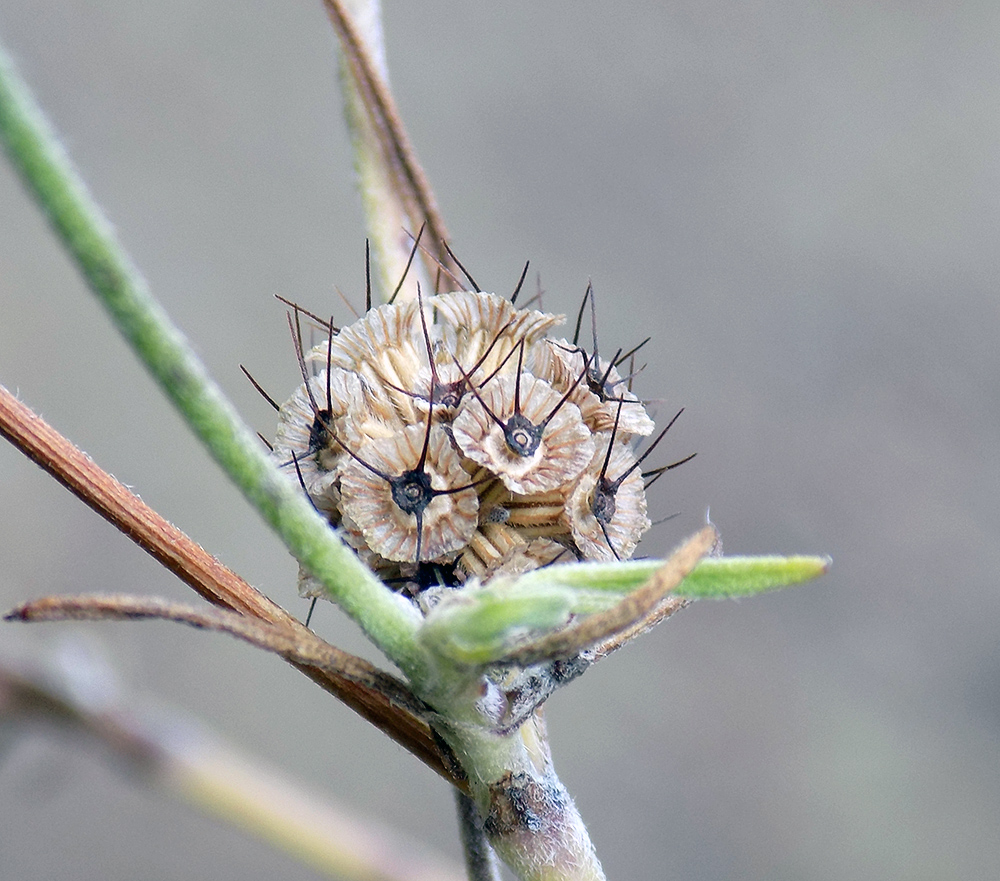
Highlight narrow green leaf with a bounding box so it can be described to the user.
[420,583,624,666]
[676,555,832,598]
[506,553,830,600]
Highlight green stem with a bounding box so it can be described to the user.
[0,43,423,676]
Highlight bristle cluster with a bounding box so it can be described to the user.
[272,291,666,597]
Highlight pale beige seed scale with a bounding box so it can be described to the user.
[272,369,365,495]
[434,292,561,383]
[338,422,479,563]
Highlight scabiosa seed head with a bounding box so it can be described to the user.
[272,287,687,596]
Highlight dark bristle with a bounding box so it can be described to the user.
[615,337,651,367]
[571,282,591,347]
[325,316,335,416]
[286,311,320,416]
[389,222,425,305]
[304,597,318,628]
[365,239,372,312]
[240,365,280,412]
[588,280,600,362]
[510,260,530,304]
[274,295,338,334]
[606,409,693,494]
[590,399,627,558]
[291,454,322,514]
[442,240,482,292]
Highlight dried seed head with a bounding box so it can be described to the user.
[272,284,684,600]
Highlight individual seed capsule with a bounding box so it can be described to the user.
[565,435,650,561]
[338,423,480,563]
[452,372,595,495]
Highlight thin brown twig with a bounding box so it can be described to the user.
[5,594,429,719]
[323,0,458,284]
[0,383,464,790]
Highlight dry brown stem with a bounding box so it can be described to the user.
[323,0,459,285]
[0,383,463,789]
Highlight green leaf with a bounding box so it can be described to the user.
[420,548,830,666]
[419,582,625,666]
[677,555,832,598]
[508,553,831,600]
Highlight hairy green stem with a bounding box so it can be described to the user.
[0,43,423,676]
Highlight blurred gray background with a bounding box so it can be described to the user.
[1,2,998,879]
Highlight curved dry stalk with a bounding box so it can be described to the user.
[0,383,461,789]
[323,0,459,297]
[503,526,716,666]
[5,594,428,720]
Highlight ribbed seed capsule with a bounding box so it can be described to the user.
[565,436,650,561]
[452,373,595,495]
[338,423,480,563]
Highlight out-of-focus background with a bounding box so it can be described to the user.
[1,2,998,879]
